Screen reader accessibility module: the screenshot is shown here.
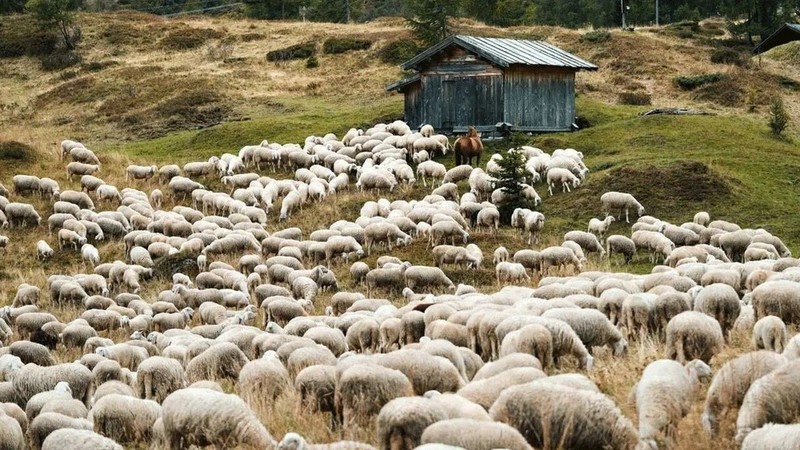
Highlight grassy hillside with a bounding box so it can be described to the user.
[1,12,800,450]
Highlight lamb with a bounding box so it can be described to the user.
[493,246,509,265]
[752,315,787,353]
[416,161,447,187]
[735,359,800,445]
[404,266,455,293]
[632,359,711,449]
[41,428,122,450]
[276,432,376,450]
[542,308,627,356]
[600,191,646,223]
[420,418,531,450]
[702,351,787,436]
[588,215,615,240]
[161,388,276,449]
[490,382,639,450]
[665,311,724,364]
[546,167,580,195]
[88,394,161,445]
[495,262,530,285]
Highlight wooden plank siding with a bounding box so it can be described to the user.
[504,67,575,132]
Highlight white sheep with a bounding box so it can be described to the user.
[588,215,615,241]
[752,315,787,352]
[546,167,580,195]
[601,191,646,223]
[495,262,530,285]
[416,161,447,187]
[80,244,99,267]
[735,359,800,445]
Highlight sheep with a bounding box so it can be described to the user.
[95,344,148,371]
[600,191,646,223]
[168,177,205,200]
[12,175,41,196]
[335,363,414,428]
[41,428,122,450]
[37,178,60,199]
[694,211,710,226]
[125,165,158,182]
[12,284,40,308]
[735,359,800,445]
[185,342,248,384]
[428,221,468,247]
[693,283,741,338]
[606,234,636,264]
[564,230,606,257]
[79,244,99,268]
[739,423,800,450]
[324,236,364,266]
[541,308,627,356]
[404,266,455,293]
[5,203,41,228]
[363,222,411,255]
[276,432,376,450]
[751,280,800,325]
[495,261,530,285]
[702,351,787,436]
[752,315,787,353]
[631,359,711,449]
[29,413,95,450]
[376,396,447,450]
[538,246,583,275]
[88,394,161,445]
[510,209,545,245]
[136,356,185,403]
[490,382,638,450]
[416,161,447,187]
[498,325,553,368]
[546,167,580,195]
[12,363,93,407]
[161,388,276,449]
[665,311,724,364]
[420,418,531,450]
[588,215,615,241]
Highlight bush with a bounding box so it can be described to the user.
[0,141,35,163]
[618,91,651,105]
[306,55,319,69]
[266,42,316,62]
[40,50,82,71]
[0,17,58,58]
[580,30,611,43]
[322,37,372,54]
[160,28,225,50]
[710,48,744,66]
[769,97,790,136]
[205,42,234,61]
[377,39,420,65]
[674,73,725,90]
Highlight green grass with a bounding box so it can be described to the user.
[115,95,402,161]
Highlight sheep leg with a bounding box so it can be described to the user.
[625,208,630,223]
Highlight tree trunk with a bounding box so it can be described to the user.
[59,20,74,50]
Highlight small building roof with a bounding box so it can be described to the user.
[400,35,598,72]
[754,23,800,54]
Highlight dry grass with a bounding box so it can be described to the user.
[2,12,800,450]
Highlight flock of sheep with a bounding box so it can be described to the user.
[0,118,798,450]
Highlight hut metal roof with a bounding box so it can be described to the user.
[753,23,800,54]
[400,35,598,71]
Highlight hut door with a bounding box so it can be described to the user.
[442,77,477,130]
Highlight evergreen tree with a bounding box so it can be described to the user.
[769,96,790,136]
[404,0,460,46]
[492,148,532,224]
[26,0,79,49]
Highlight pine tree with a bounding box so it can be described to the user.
[769,96,790,136]
[404,0,460,46]
[492,148,531,224]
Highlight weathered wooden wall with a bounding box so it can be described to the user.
[400,48,577,133]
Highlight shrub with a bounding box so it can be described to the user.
[674,73,725,90]
[40,50,82,71]
[323,37,372,54]
[618,91,651,105]
[580,30,611,43]
[160,28,225,50]
[205,42,234,61]
[0,17,58,58]
[0,141,35,163]
[377,39,420,65]
[710,48,744,66]
[769,97,790,136]
[266,42,316,62]
[305,55,319,69]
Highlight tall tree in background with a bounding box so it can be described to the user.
[0,0,27,13]
[404,0,460,46]
[26,0,79,49]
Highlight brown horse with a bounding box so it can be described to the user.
[453,127,484,167]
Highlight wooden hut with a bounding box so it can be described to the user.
[753,23,800,54]
[386,35,598,134]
